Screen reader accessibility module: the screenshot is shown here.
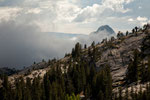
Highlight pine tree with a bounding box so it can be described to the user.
[126,31,129,36]
[15,78,24,100]
[97,90,104,100]
[105,66,112,100]
[135,26,138,32]
[32,77,42,100]
[0,75,11,100]
[146,58,150,81]
[72,64,81,93]
[91,41,95,47]
[72,48,75,58]
[132,29,135,34]
[43,73,51,100]
[84,44,87,49]
[141,62,146,82]
[80,63,86,90]
[118,87,122,100]
[89,65,96,85]
[66,78,75,95]
[126,49,141,83]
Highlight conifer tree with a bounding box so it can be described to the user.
[91,41,95,47]
[84,44,87,49]
[146,58,150,81]
[135,26,138,32]
[126,49,141,83]
[97,90,104,100]
[0,75,11,100]
[125,88,129,100]
[126,31,129,36]
[118,87,122,100]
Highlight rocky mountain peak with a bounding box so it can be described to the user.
[93,25,115,34]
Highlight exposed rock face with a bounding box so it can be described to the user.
[95,31,146,85]
[113,82,150,98]
[4,27,150,89]
[91,25,115,35]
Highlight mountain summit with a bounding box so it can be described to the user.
[92,25,115,34]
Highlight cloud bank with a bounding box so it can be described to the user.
[0,19,116,69]
[0,20,77,69]
[0,0,138,33]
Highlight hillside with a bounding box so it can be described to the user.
[8,25,148,84]
[1,24,150,100]
[0,67,19,76]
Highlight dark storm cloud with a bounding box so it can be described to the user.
[0,19,116,69]
[0,20,76,69]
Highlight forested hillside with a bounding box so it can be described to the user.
[1,24,150,100]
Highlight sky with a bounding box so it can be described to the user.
[0,0,149,34]
[0,0,149,69]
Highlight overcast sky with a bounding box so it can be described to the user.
[0,0,149,33]
[0,0,149,69]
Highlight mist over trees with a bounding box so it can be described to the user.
[0,42,112,100]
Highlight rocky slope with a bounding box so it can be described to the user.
[3,25,150,93]
[96,31,146,85]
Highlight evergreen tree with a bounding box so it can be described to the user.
[126,49,141,83]
[32,77,42,100]
[146,58,150,81]
[97,90,104,100]
[0,75,11,100]
[118,87,122,100]
[135,26,138,32]
[84,44,87,49]
[91,41,95,47]
[126,31,129,36]
[132,29,135,34]
[72,42,82,58]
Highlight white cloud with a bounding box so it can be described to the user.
[74,4,103,22]
[0,0,135,33]
[137,16,148,21]
[138,6,142,9]
[70,0,79,3]
[136,16,148,26]
[70,37,77,41]
[0,7,22,21]
[54,1,81,22]
[26,8,42,14]
[74,0,134,23]
[140,22,147,26]
[128,18,134,22]
[127,16,149,27]
[102,0,133,13]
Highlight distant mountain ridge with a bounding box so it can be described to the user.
[46,25,115,39]
[46,32,87,38]
[0,67,19,76]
